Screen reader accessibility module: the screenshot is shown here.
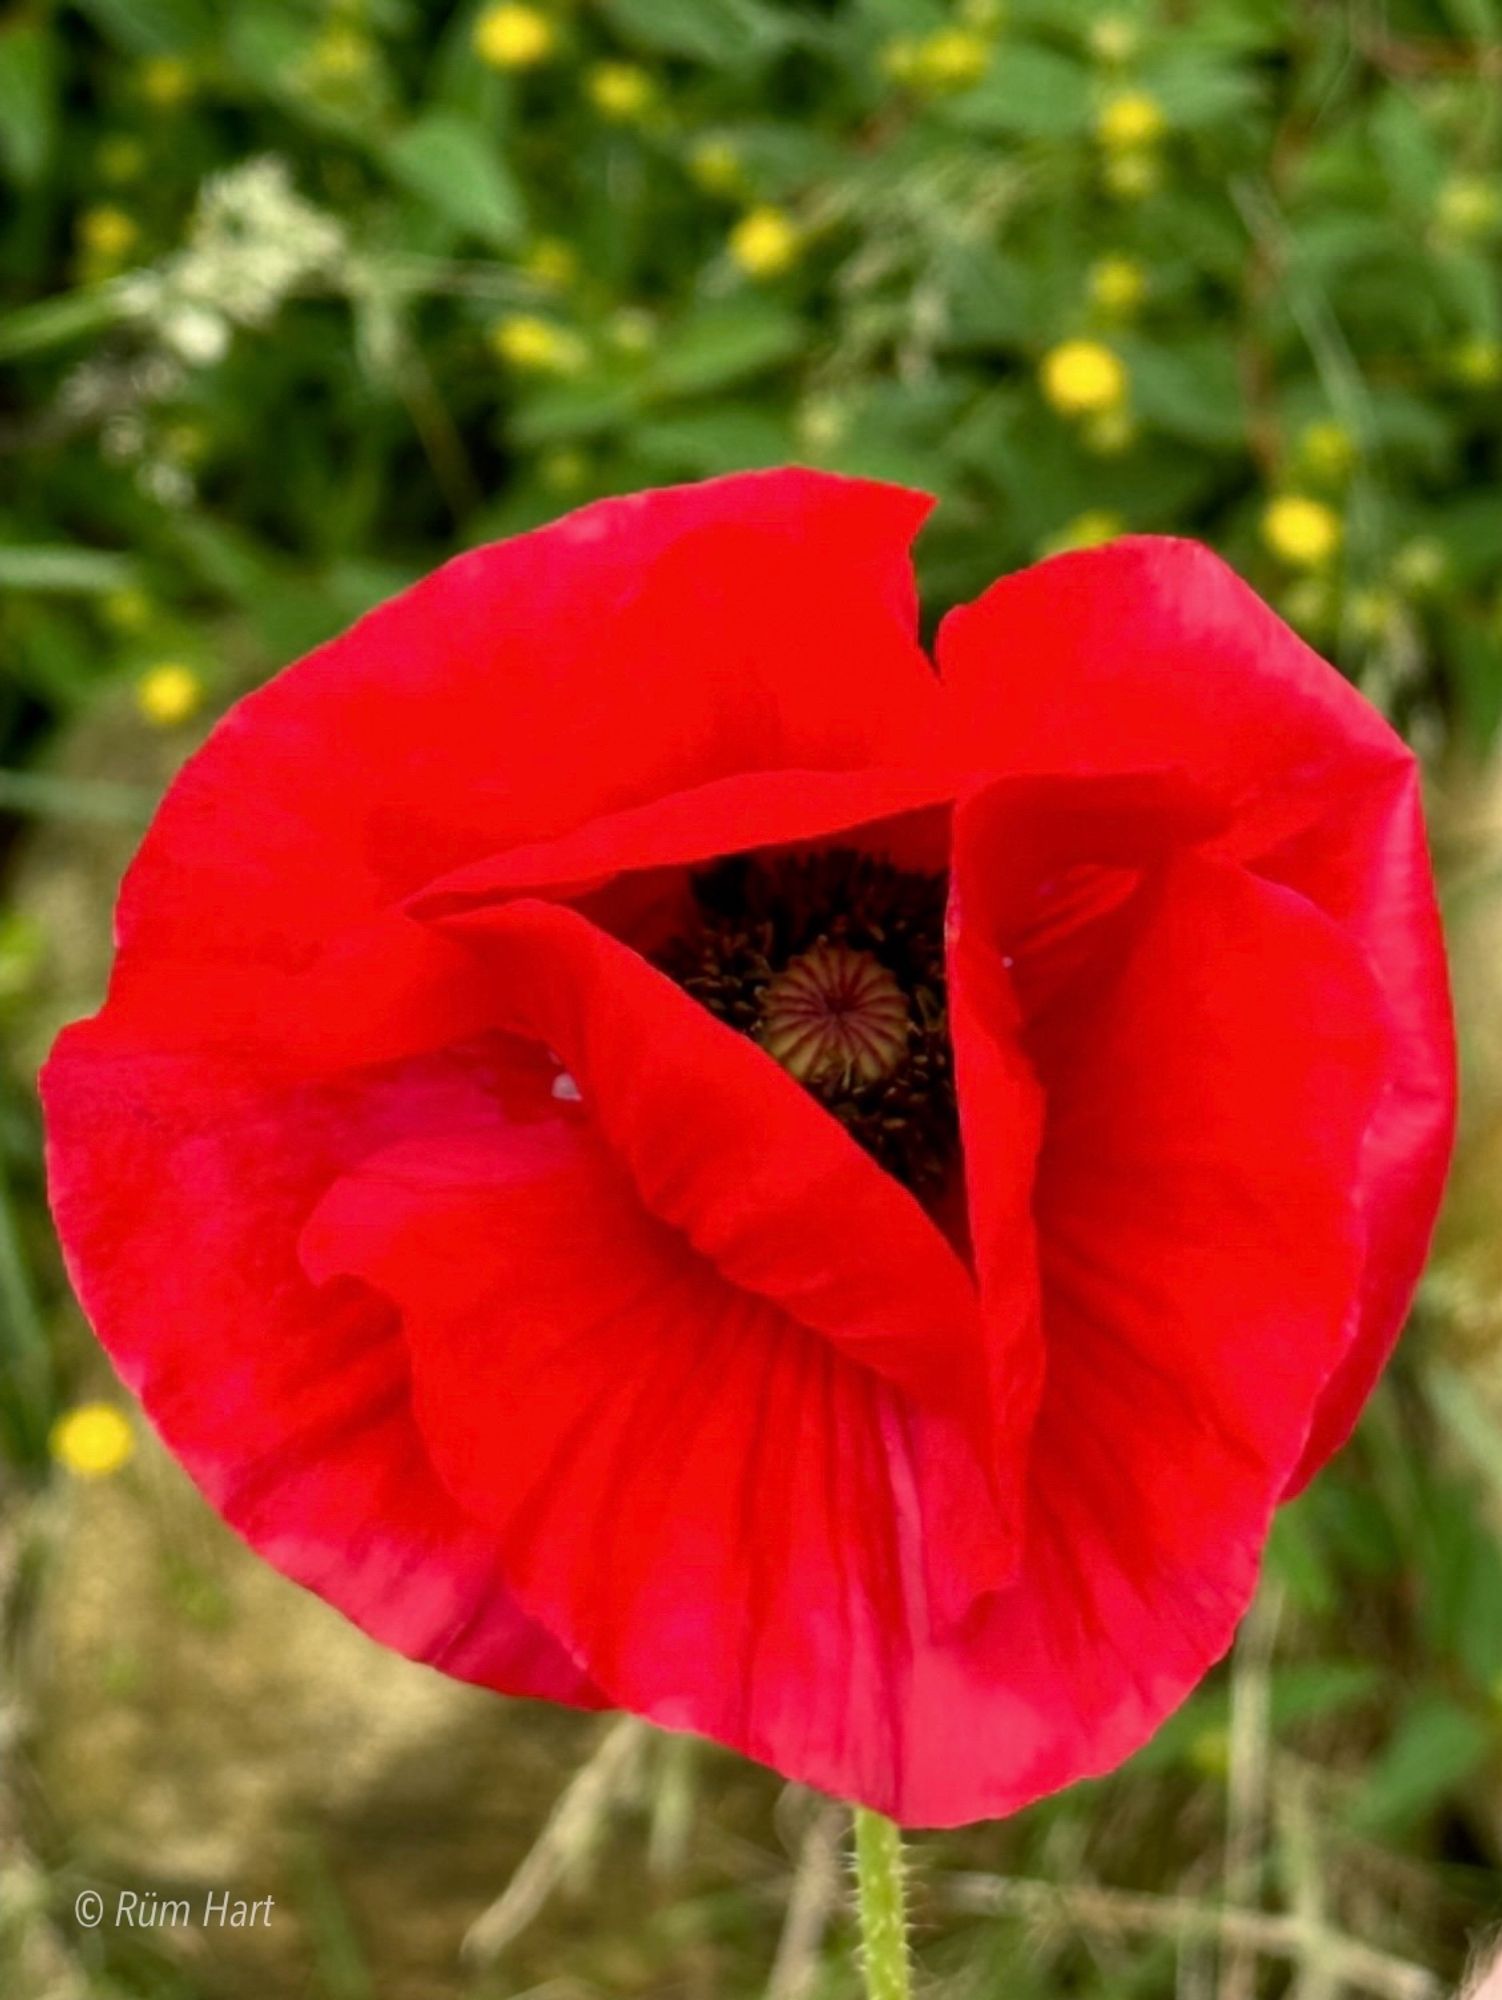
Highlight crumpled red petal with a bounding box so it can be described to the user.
[42,1033,602,1705]
[299,1116,958,1802]
[424,895,1027,1618]
[938,538,1455,1489]
[893,839,1392,1822]
[110,470,940,986]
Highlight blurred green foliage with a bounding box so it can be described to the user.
[3,0,1502,773]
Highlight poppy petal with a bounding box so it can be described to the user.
[1249,761,1455,1487]
[406,766,958,922]
[883,845,1394,1825]
[424,895,1024,1615]
[947,768,1225,1442]
[938,537,1406,844]
[40,1033,601,1706]
[114,471,939,982]
[938,538,1454,1486]
[299,1116,986,1790]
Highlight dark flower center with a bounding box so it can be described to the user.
[654,848,957,1198]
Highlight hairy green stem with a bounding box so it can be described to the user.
[852,1807,912,2000]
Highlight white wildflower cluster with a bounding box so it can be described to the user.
[54,164,343,510]
[120,156,346,366]
[57,353,197,503]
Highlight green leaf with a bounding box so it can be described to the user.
[1436,0,1501,32]
[1117,338,1247,450]
[0,1141,52,1464]
[223,1,311,96]
[0,546,138,593]
[647,301,805,398]
[632,405,793,474]
[1430,495,1502,586]
[1347,1696,1493,1836]
[701,119,846,193]
[0,768,156,824]
[1264,1497,1337,1615]
[1269,1660,1386,1728]
[1128,1661,1384,1776]
[0,23,56,184]
[1426,1362,1502,1484]
[1417,1474,1502,1688]
[1447,618,1502,753]
[167,517,351,659]
[1138,50,1263,130]
[510,381,641,447]
[854,0,950,34]
[73,0,215,55]
[0,287,122,363]
[598,0,788,67]
[1289,212,1404,281]
[940,250,1037,350]
[1369,90,1449,209]
[942,42,1093,142]
[384,113,524,247]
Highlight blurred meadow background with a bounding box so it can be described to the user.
[4,0,1502,1995]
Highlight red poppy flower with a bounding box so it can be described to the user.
[42,470,1454,1828]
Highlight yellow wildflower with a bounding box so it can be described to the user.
[1088,16,1140,64]
[608,307,657,354]
[1393,537,1447,597]
[97,136,146,183]
[729,206,802,280]
[1436,176,1501,240]
[915,28,992,92]
[51,1403,135,1480]
[305,25,376,84]
[473,3,556,70]
[136,663,204,726]
[163,419,210,465]
[0,909,42,1005]
[587,61,655,122]
[689,138,743,196]
[1347,588,1400,643]
[1452,337,1502,389]
[1262,495,1342,569]
[1083,408,1138,455]
[880,38,923,86]
[540,447,589,493]
[523,237,578,290]
[102,587,152,634]
[798,397,848,453]
[490,313,586,373]
[1296,419,1357,486]
[1040,338,1128,418]
[884,28,991,93]
[1189,1727,1231,1780]
[1097,90,1166,149]
[1089,254,1147,316]
[138,56,194,108]
[1040,510,1125,558]
[1103,150,1161,200]
[78,205,138,267]
[1282,577,1335,636]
